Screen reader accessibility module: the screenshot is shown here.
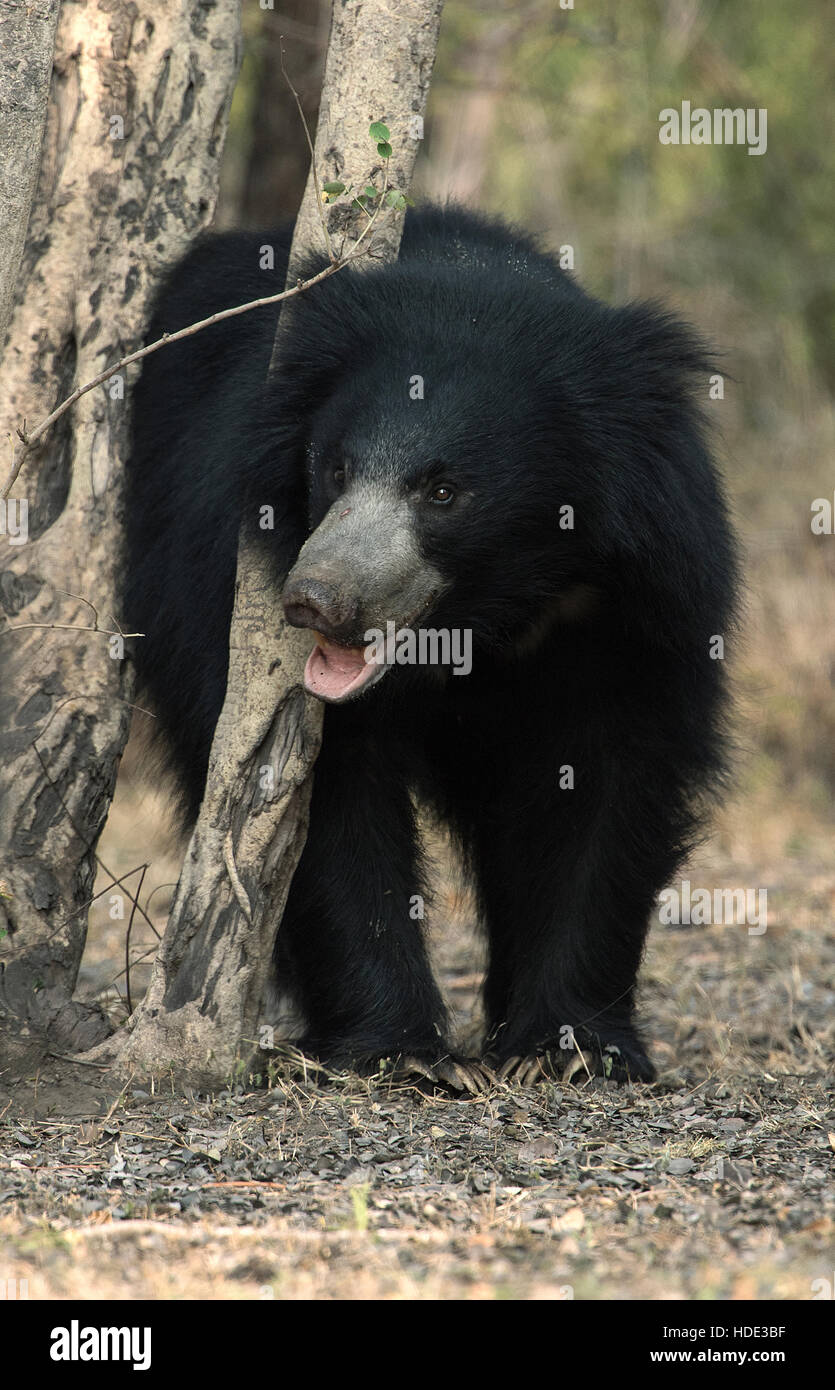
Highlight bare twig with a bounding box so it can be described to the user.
[30,746,161,942]
[2,621,144,638]
[1,243,376,501]
[279,37,334,263]
[125,862,149,1016]
[1,691,155,742]
[3,585,143,640]
[2,66,404,504]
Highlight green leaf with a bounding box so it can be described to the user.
[376,141,393,160]
[364,185,378,200]
[369,121,390,142]
[322,180,346,196]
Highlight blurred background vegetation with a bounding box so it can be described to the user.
[215,0,835,869]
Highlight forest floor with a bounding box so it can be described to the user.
[1,776,833,1301]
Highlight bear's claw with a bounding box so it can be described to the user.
[496,1051,581,1086]
[496,1041,653,1086]
[398,1055,497,1094]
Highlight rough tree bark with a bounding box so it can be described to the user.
[0,1,241,1073]
[0,0,61,351]
[115,0,445,1087]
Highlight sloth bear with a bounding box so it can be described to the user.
[125,205,737,1084]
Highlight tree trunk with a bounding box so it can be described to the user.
[117,0,445,1087]
[0,0,241,1072]
[0,0,61,351]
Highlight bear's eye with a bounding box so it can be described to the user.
[428,485,454,505]
[332,466,346,489]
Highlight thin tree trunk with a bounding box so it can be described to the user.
[0,0,241,1071]
[117,0,445,1087]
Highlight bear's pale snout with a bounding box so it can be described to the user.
[282,574,359,643]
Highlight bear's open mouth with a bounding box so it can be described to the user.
[303,633,388,704]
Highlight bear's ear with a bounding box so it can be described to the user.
[578,301,736,633]
[583,301,716,489]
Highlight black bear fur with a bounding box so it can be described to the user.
[125,205,738,1082]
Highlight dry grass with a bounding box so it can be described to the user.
[1,752,832,1300]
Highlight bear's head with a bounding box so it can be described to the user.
[266,255,725,704]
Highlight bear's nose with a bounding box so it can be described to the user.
[282,576,359,638]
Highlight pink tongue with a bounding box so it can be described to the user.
[304,633,379,703]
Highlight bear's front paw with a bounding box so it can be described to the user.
[490,1028,655,1086]
[272,1040,497,1094]
[392,1053,497,1095]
